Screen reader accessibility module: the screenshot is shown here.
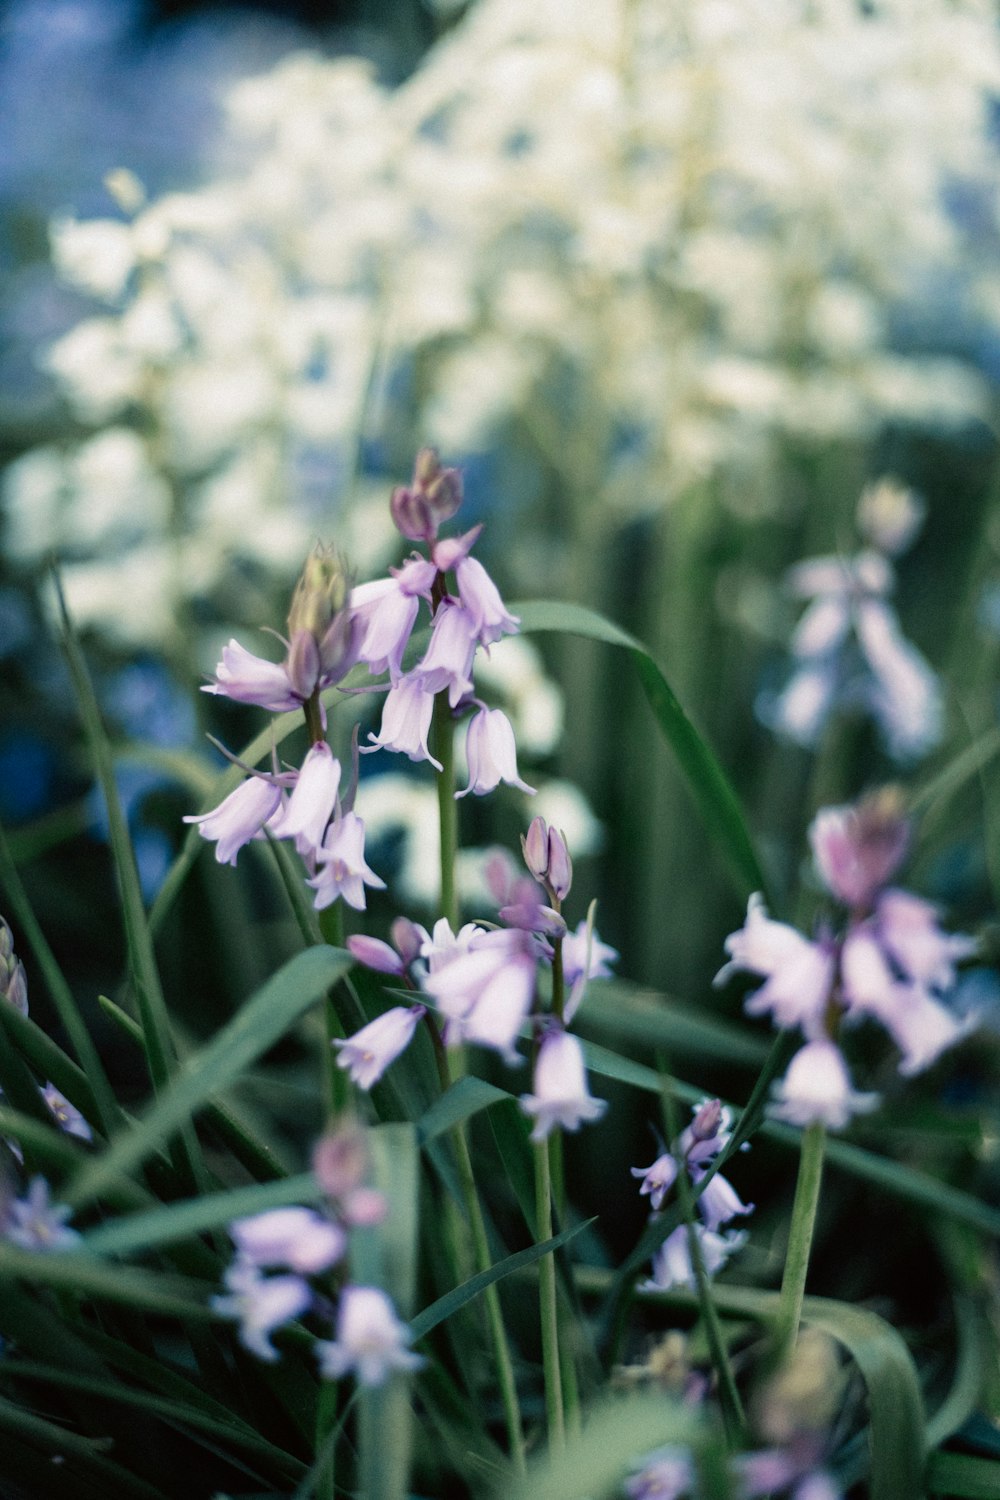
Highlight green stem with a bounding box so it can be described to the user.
[774,1120,827,1364]
[453,1115,526,1470]
[433,694,459,931]
[535,1136,565,1452]
[317,905,349,1119]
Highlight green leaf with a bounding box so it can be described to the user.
[926,1451,1000,1499]
[514,599,766,900]
[0,1393,172,1500]
[0,1242,214,1320]
[54,574,205,1196]
[79,1172,322,1258]
[68,944,353,1208]
[410,1217,595,1342]
[417,1075,513,1146]
[0,999,109,1136]
[582,978,771,1068]
[0,819,120,1135]
[1,1358,306,1481]
[354,1123,421,1500]
[501,1390,703,1500]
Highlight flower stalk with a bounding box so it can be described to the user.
[535,1133,565,1452]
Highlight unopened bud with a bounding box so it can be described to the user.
[810,787,909,911]
[104,168,146,215]
[522,817,549,882]
[390,917,424,966]
[390,484,434,543]
[285,629,321,700]
[312,1120,369,1201]
[287,545,351,643]
[0,920,27,1017]
[689,1098,724,1143]
[546,828,573,902]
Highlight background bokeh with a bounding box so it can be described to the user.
[2,0,999,1176]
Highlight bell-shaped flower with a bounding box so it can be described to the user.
[717,895,834,1035]
[520,1027,606,1141]
[365,676,441,768]
[625,1448,695,1500]
[678,1098,732,1165]
[422,928,536,1061]
[457,707,535,798]
[841,924,974,1074]
[809,793,909,912]
[277,742,341,852]
[771,1040,879,1129]
[562,919,618,990]
[352,558,436,682]
[334,1005,426,1090]
[641,1222,746,1293]
[630,1151,679,1211]
[454,554,519,646]
[310,811,385,912]
[414,602,477,707]
[211,1259,311,1363]
[42,1083,92,1143]
[202,638,300,711]
[230,1208,346,1275]
[315,1284,423,1386]
[855,598,942,762]
[183,775,283,867]
[874,889,976,990]
[691,1168,754,1232]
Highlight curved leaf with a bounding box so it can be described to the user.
[514,598,766,900]
[68,945,353,1208]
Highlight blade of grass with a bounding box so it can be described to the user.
[67,944,353,1208]
[514,599,766,901]
[0,1242,215,1319]
[54,573,204,1194]
[0,819,120,1134]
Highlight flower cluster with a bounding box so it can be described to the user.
[632,1098,752,1294]
[212,1122,420,1387]
[762,478,942,761]
[344,817,616,1141]
[716,791,977,1129]
[183,450,531,908]
[7,0,1000,663]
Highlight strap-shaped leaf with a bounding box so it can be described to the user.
[514,598,766,900]
[68,944,353,1207]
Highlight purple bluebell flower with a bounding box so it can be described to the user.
[641,1222,746,1293]
[229,1207,346,1275]
[520,1027,606,1140]
[211,1259,311,1362]
[42,1083,92,1143]
[625,1447,694,1500]
[202,639,301,711]
[453,553,519,647]
[809,793,909,912]
[414,602,478,707]
[276,742,341,852]
[716,895,834,1036]
[183,775,283,867]
[771,1040,879,1129]
[0,920,28,1017]
[457,707,535,798]
[561,919,618,989]
[422,927,536,1060]
[346,934,407,976]
[334,1006,426,1090]
[352,557,436,681]
[315,1284,423,1386]
[310,811,385,912]
[630,1152,679,1211]
[365,677,441,768]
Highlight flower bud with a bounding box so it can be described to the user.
[689,1098,724,1143]
[810,787,909,911]
[546,827,573,902]
[521,816,549,882]
[390,484,434,542]
[285,629,321,700]
[312,1120,369,1200]
[390,916,424,966]
[287,545,351,644]
[0,919,28,1016]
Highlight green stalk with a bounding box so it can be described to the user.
[433,694,459,931]
[317,905,349,1120]
[535,1135,565,1451]
[431,701,525,1468]
[774,1120,827,1364]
